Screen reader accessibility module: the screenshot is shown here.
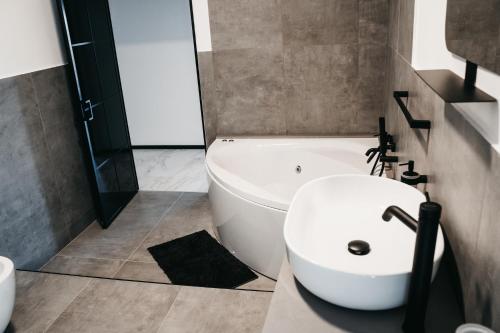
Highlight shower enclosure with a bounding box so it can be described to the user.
[58,0,138,227]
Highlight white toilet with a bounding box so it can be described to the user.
[0,257,15,332]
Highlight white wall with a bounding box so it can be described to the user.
[412,0,500,150]
[109,0,205,146]
[191,0,212,52]
[0,0,66,79]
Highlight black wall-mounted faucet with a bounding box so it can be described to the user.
[382,202,442,333]
[378,118,398,163]
[366,118,398,176]
[400,161,428,186]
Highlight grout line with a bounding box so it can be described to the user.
[35,191,276,293]
[41,273,93,333]
[155,287,183,333]
[42,192,184,273]
[46,254,157,265]
[17,269,275,293]
[41,253,127,264]
[39,219,98,271]
[115,192,186,274]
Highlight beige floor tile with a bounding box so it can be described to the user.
[114,261,170,283]
[46,279,180,333]
[10,271,90,333]
[129,192,215,262]
[158,287,272,333]
[41,256,124,278]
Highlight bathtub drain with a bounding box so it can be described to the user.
[296,165,302,174]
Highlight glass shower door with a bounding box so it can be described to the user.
[59,0,138,228]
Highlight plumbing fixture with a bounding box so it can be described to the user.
[382,202,442,333]
[400,161,428,186]
[366,117,398,176]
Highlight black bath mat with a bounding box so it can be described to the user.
[147,230,258,288]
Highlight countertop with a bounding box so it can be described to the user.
[262,259,464,333]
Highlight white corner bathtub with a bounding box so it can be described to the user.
[206,137,379,279]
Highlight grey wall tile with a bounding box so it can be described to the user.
[426,105,489,309]
[0,66,96,270]
[384,42,500,329]
[213,47,286,136]
[197,52,217,146]
[0,72,70,269]
[359,0,389,45]
[281,0,359,47]
[283,44,359,135]
[355,43,388,132]
[32,67,95,239]
[465,148,500,331]
[202,0,390,138]
[397,0,415,62]
[209,0,282,51]
[382,3,500,326]
[387,0,400,50]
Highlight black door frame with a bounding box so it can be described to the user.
[58,0,208,227]
[58,0,139,228]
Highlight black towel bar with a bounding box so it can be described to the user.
[393,91,431,129]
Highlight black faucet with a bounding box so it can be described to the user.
[382,202,442,333]
[400,161,428,186]
[366,118,398,176]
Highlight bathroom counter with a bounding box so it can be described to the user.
[262,259,464,333]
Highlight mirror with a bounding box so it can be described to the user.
[445,0,500,75]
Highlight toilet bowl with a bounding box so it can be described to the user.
[0,257,15,332]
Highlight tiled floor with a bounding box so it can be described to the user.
[40,191,276,292]
[10,191,276,332]
[133,149,209,192]
[8,271,272,333]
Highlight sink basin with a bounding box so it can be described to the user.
[284,175,445,311]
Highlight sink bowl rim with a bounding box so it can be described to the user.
[284,174,445,278]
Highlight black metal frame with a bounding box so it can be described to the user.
[188,0,208,151]
[393,91,432,130]
[464,60,478,90]
[58,0,139,228]
[132,145,205,150]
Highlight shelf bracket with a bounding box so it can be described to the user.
[393,91,431,130]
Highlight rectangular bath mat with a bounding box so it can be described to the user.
[148,230,258,288]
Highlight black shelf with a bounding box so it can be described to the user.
[416,70,496,103]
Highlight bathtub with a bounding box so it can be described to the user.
[206,137,379,279]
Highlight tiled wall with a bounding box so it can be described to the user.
[0,66,95,270]
[385,0,500,330]
[198,0,390,145]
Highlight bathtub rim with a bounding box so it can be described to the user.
[206,136,379,211]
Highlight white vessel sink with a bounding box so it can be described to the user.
[284,175,445,311]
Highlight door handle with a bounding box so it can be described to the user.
[81,99,94,122]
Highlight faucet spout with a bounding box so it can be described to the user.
[382,206,418,232]
[382,202,442,333]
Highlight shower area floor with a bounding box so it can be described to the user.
[133,149,209,192]
[39,191,275,291]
